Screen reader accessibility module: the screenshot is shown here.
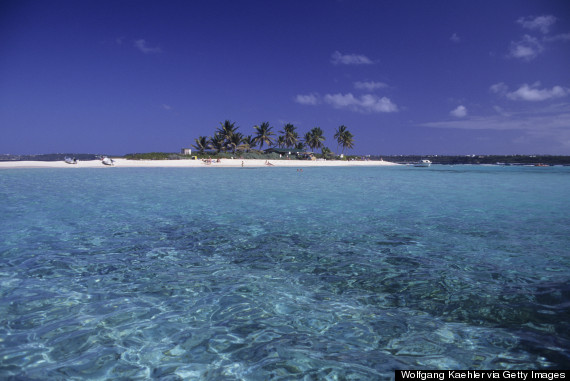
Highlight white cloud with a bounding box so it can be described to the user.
[517,15,557,34]
[493,105,512,117]
[161,104,173,111]
[490,82,509,95]
[450,33,460,43]
[294,93,319,105]
[491,82,569,102]
[506,83,569,101]
[509,35,543,61]
[450,105,467,118]
[295,91,399,113]
[331,51,373,65]
[134,39,162,54]
[354,81,388,91]
[324,93,398,113]
[544,33,570,42]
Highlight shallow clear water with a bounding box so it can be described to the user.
[1,165,569,379]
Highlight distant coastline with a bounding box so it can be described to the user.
[0,153,102,162]
[370,154,570,166]
[1,153,570,166]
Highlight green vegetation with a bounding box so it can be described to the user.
[280,123,299,148]
[253,122,275,150]
[124,152,187,160]
[334,125,354,155]
[192,136,209,154]
[0,153,102,162]
[188,120,355,159]
[304,127,326,152]
[321,147,335,160]
[6,152,568,165]
[117,153,570,165]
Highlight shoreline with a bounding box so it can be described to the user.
[0,158,400,169]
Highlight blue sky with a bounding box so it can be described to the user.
[1,0,569,155]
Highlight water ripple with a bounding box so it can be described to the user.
[1,167,569,378]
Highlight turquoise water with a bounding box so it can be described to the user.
[1,165,569,379]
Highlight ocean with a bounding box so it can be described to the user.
[1,165,569,379]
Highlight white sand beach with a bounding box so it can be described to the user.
[0,158,399,169]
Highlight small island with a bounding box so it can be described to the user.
[2,120,570,167]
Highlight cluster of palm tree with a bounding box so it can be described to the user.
[192,120,354,156]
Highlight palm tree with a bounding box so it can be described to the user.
[192,136,209,154]
[305,127,326,152]
[321,147,334,159]
[295,141,306,151]
[303,131,312,151]
[280,123,299,148]
[277,136,286,148]
[253,122,275,150]
[339,128,354,155]
[240,135,256,152]
[290,132,300,148]
[217,120,239,152]
[208,133,225,153]
[334,125,348,154]
[227,132,244,153]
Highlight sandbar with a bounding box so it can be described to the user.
[0,158,399,169]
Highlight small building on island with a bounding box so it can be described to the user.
[181,148,192,155]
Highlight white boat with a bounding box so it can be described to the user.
[101,156,115,166]
[414,159,432,167]
[64,157,77,164]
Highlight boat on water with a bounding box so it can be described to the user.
[414,159,432,167]
[64,157,77,164]
[101,156,115,166]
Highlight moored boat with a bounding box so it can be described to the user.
[101,156,115,166]
[414,159,432,167]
